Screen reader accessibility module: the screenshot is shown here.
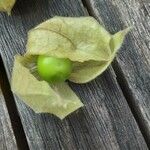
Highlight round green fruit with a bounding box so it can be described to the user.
[37,55,73,83]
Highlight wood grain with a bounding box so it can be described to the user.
[84,0,150,144]
[0,56,29,149]
[0,88,18,150]
[0,0,148,149]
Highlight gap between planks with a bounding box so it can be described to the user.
[81,0,150,147]
[0,56,30,150]
[113,60,150,147]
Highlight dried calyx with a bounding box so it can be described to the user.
[0,0,16,15]
[11,16,130,119]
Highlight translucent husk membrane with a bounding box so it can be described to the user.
[0,0,16,15]
[11,16,130,119]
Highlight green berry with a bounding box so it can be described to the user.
[37,55,73,83]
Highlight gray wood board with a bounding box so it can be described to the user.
[0,0,148,149]
[85,0,150,143]
[0,88,18,150]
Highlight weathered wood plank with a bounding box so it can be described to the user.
[0,88,18,150]
[0,57,30,149]
[84,0,150,144]
[0,0,148,149]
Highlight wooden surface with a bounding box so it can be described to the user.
[84,0,150,143]
[0,0,149,149]
[0,88,17,150]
